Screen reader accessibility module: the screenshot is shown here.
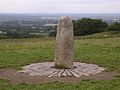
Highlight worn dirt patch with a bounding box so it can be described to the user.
[0,68,118,84]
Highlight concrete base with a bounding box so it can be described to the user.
[18,62,105,78]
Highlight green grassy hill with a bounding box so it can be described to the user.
[0,32,120,90]
[77,31,120,39]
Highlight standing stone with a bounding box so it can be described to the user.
[54,16,74,69]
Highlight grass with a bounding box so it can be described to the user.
[0,32,120,90]
[75,37,120,71]
[0,78,120,90]
[0,38,55,68]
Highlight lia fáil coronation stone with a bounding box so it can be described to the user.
[18,16,105,77]
[54,16,74,69]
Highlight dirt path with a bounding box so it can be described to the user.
[0,69,117,84]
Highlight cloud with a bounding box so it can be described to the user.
[0,0,120,13]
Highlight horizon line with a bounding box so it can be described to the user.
[0,13,120,14]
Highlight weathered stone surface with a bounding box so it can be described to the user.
[18,62,105,77]
[54,16,74,69]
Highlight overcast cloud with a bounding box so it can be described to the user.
[0,0,120,13]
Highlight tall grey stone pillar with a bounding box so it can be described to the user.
[54,16,74,69]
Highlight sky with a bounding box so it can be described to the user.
[0,0,120,14]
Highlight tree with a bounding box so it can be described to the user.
[107,22,120,31]
[49,30,57,37]
[73,18,108,36]
[6,31,30,38]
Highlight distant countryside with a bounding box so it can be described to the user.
[0,14,120,39]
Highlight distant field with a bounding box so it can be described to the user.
[29,32,49,36]
[0,32,120,90]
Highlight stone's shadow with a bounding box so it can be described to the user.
[51,65,77,69]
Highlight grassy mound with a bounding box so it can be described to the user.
[0,32,120,89]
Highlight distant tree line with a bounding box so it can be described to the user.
[49,18,120,37]
[73,18,108,36]
[0,18,120,39]
[0,31,45,39]
[107,22,120,32]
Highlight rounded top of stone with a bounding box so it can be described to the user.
[61,16,70,20]
[58,16,73,30]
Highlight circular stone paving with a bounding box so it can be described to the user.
[18,62,105,78]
